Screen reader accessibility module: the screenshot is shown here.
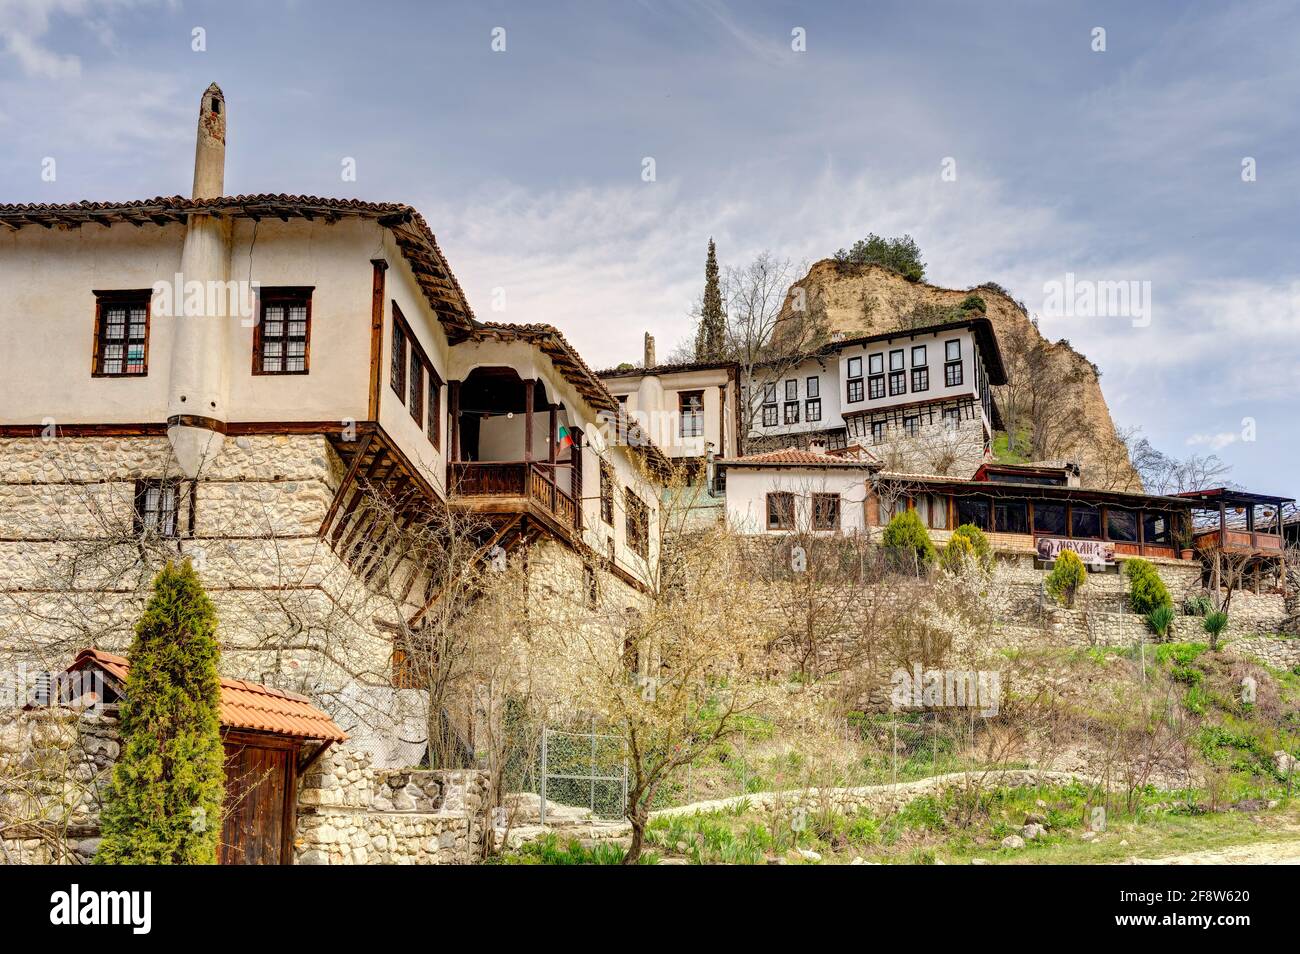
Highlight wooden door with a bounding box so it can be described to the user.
[219,732,299,865]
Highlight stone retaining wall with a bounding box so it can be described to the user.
[295,745,491,865]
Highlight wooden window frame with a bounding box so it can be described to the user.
[390,307,408,402]
[806,376,819,399]
[846,378,864,403]
[762,404,779,427]
[805,398,821,422]
[252,287,313,375]
[868,375,885,400]
[91,290,152,378]
[678,390,704,438]
[427,365,442,449]
[408,356,424,427]
[945,361,963,387]
[812,493,840,531]
[133,478,183,538]
[903,415,920,437]
[766,491,795,531]
[945,339,961,362]
[888,370,907,396]
[783,401,800,424]
[762,382,778,405]
[911,344,927,367]
[625,489,650,559]
[911,367,929,392]
[599,462,615,525]
[889,349,905,372]
[871,420,886,445]
[784,379,798,402]
[868,353,884,375]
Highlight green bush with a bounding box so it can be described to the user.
[1183,593,1214,617]
[1203,611,1229,649]
[882,509,936,572]
[1044,550,1087,608]
[1124,558,1172,615]
[941,523,992,572]
[96,561,225,865]
[959,294,986,313]
[833,233,926,282]
[1145,604,1177,640]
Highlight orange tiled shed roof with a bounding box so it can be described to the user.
[70,648,347,743]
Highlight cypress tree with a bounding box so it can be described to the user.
[96,560,225,864]
[695,238,726,360]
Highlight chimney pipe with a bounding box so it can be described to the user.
[193,83,226,199]
[643,332,656,369]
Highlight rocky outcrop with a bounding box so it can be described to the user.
[775,261,1140,489]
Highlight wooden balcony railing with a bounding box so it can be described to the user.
[450,461,579,529]
[1194,528,1285,554]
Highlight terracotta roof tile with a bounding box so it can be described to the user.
[70,648,347,743]
[720,447,877,468]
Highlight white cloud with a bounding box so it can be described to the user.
[1186,432,1238,451]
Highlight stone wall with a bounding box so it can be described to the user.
[1226,635,1300,671]
[295,745,491,865]
[0,707,117,864]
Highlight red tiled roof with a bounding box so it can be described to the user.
[70,648,347,743]
[720,447,877,468]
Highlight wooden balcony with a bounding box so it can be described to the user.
[1194,527,1285,556]
[450,461,579,532]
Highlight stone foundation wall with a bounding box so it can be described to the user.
[295,745,490,864]
[0,707,117,864]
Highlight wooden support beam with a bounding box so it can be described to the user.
[548,404,557,464]
[368,259,388,421]
[318,433,374,538]
[524,379,534,462]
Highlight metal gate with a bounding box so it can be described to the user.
[538,722,628,824]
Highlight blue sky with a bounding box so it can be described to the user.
[1,1,1297,493]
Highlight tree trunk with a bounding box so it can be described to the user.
[622,804,648,865]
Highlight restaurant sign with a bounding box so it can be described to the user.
[1036,537,1114,566]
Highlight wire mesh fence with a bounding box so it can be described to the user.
[504,708,1020,823]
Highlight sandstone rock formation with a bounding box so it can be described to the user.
[774,261,1140,490]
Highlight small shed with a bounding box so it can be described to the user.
[65,648,347,865]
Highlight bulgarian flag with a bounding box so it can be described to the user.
[556,424,575,449]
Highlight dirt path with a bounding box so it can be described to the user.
[1126,840,1300,865]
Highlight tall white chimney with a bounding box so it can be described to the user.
[167,83,232,477]
[643,332,656,369]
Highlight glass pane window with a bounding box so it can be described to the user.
[945,339,961,361]
[911,345,926,366]
[957,497,991,531]
[1143,511,1171,544]
[257,293,311,373]
[995,500,1029,534]
[889,350,905,371]
[868,353,884,375]
[806,376,819,398]
[1107,508,1138,542]
[94,294,150,376]
[1034,503,1067,535]
[1071,505,1101,539]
